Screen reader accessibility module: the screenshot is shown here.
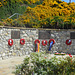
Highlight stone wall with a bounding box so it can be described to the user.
[0,27,75,60]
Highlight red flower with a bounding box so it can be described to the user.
[55,53,59,54]
[69,54,72,57]
[70,55,72,57]
[44,57,47,59]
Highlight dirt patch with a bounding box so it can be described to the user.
[0,56,28,75]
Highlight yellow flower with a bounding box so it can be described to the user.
[0,2,3,7]
[3,1,7,5]
[64,19,69,22]
[53,1,58,5]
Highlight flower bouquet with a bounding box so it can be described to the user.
[54,52,66,55]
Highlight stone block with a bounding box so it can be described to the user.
[51,34,54,37]
[0,58,2,60]
[30,38,32,41]
[12,52,16,56]
[9,53,12,55]
[22,31,25,34]
[2,53,5,57]
[24,34,27,36]
[26,52,29,55]
[20,48,23,50]
[27,44,30,46]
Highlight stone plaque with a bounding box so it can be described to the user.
[11,31,20,39]
[39,30,50,39]
[70,32,75,39]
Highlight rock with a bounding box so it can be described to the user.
[29,51,32,53]
[5,33,8,36]
[20,48,23,50]
[21,31,25,34]
[31,48,33,51]
[30,35,34,38]
[30,38,32,41]
[25,48,29,50]
[56,47,58,50]
[51,34,54,37]
[53,51,58,53]
[26,37,30,40]
[2,53,5,57]
[27,44,30,46]
[9,53,12,55]
[0,44,2,46]
[12,52,16,56]
[26,52,28,55]
[57,43,60,45]
[26,30,30,34]
[10,49,13,52]
[24,34,27,37]
[22,50,25,55]
[33,37,38,39]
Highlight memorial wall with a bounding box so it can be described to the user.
[0,27,75,60]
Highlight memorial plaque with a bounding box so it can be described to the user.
[70,32,75,39]
[39,30,50,39]
[11,31,20,39]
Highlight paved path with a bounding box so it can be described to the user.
[0,56,27,75]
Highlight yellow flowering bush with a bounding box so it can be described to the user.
[0,21,4,26]
[3,18,13,26]
[1,0,75,28]
[5,18,13,24]
[23,0,75,21]
[23,19,30,24]
[3,0,7,5]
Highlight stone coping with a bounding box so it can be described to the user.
[0,26,75,31]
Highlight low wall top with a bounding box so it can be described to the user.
[0,26,75,31]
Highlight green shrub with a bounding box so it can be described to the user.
[0,2,27,20]
[14,52,75,75]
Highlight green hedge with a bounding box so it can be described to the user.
[13,52,75,75]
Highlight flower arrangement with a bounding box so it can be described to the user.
[54,52,66,55]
